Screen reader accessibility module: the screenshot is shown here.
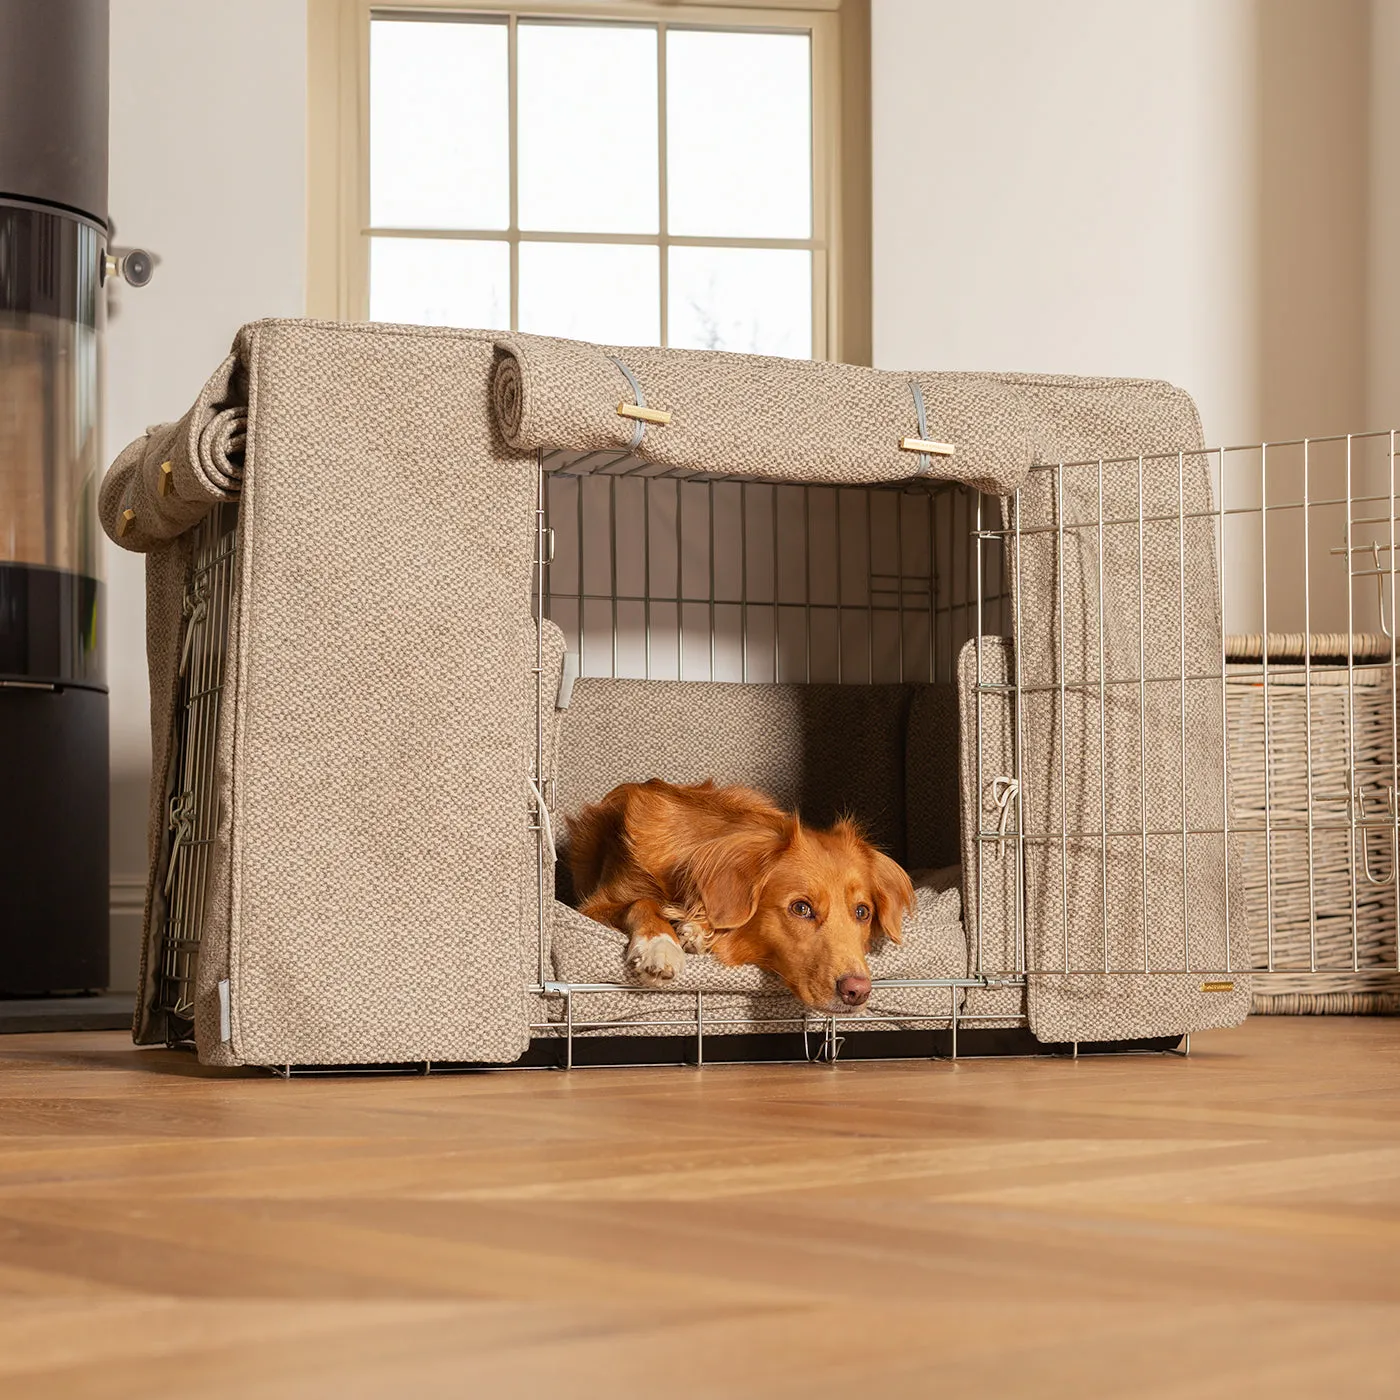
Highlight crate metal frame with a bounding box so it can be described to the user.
[155,501,239,1037]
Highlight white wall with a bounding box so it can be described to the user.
[871,0,1261,447]
[872,0,1397,639]
[106,0,306,988]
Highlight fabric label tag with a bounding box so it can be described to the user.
[557,652,579,710]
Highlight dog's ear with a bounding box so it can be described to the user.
[688,822,792,930]
[868,848,914,944]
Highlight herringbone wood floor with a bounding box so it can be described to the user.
[0,1017,1396,1397]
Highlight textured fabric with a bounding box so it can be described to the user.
[528,620,568,986]
[556,679,913,861]
[225,322,537,1066]
[110,320,538,1065]
[492,333,1037,494]
[99,351,247,552]
[905,683,962,871]
[191,511,243,1066]
[1029,974,1246,1041]
[1007,379,1251,1040]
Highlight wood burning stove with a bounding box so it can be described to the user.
[0,0,111,993]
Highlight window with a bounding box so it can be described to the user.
[308,1,869,363]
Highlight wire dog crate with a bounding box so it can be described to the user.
[117,322,1399,1071]
[147,435,1400,1067]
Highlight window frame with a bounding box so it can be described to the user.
[306,0,870,363]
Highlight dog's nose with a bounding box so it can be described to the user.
[836,974,871,1006]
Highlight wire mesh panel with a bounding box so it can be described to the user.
[156,501,239,1036]
[533,453,1026,1061]
[1002,446,1235,982]
[994,432,1400,1000]
[541,457,1006,685]
[1218,432,1400,1008]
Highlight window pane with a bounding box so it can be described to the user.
[666,31,811,239]
[370,238,509,330]
[518,23,659,234]
[668,246,811,357]
[519,242,660,345]
[370,19,509,230]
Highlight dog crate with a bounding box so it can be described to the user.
[97,320,1397,1072]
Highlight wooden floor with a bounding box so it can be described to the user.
[0,1018,1397,1398]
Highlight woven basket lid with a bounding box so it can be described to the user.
[1225,632,1396,663]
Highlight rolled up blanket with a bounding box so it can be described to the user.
[491,332,1037,494]
[100,351,247,553]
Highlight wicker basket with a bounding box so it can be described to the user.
[1226,633,1400,1013]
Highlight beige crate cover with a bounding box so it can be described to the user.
[104,322,544,1064]
[101,319,1244,1064]
[1007,379,1251,1039]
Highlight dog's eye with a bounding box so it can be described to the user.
[854,903,871,921]
[789,900,814,919]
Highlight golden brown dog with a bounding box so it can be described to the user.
[566,779,914,1013]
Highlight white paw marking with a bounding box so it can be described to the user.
[626,934,686,984]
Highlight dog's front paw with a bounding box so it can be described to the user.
[626,934,686,985]
[673,918,715,954]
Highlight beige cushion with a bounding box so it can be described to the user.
[557,679,913,861]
